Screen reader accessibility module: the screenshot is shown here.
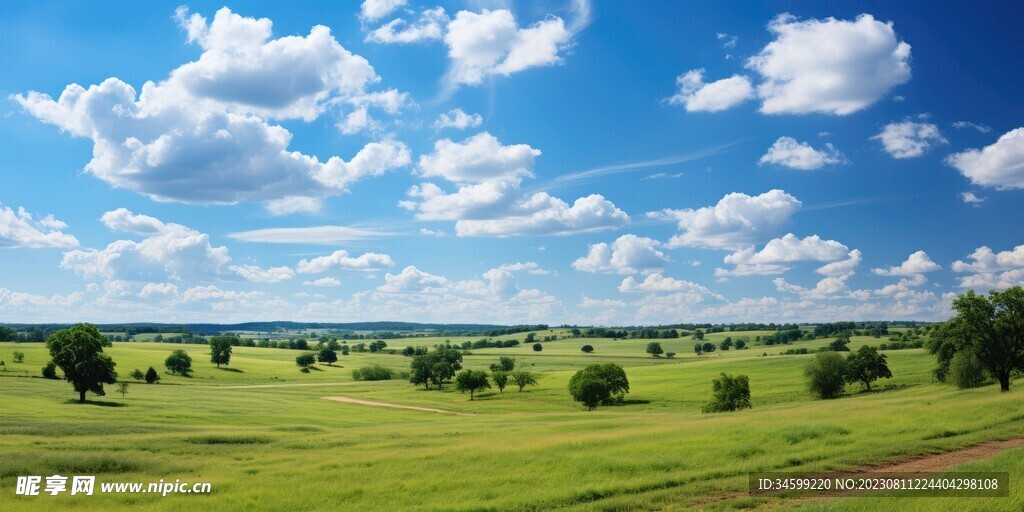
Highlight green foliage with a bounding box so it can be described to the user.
[532,343,543,352]
[665,352,676,359]
[702,373,751,413]
[208,336,234,368]
[568,363,629,410]
[130,369,144,381]
[45,323,118,402]
[368,340,388,352]
[702,342,716,354]
[41,361,59,380]
[805,351,847,399]
[827,332,852,352]
[13,351,25,363]
[318,347,338,365]
[949,350,987,389]
[491,370,509,392]
[694,343,703,356]
[118,381,129,398]
[720,338,733,351]
[692,330,705,341]
[489,356,515,372]
[409,346,463,389]
[145,367,160,384]
[934,287,1024,391]
[165,349,193,376]
[845,345,892,391]
[295,353,316,368]
[455,369,491,400]
[352,365,396,381]
[510,370,538,392]
[580,344,594,353]
[645,342,663,357]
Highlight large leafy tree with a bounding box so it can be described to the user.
[935,287,1024,392]
[165,349,193,376]
[46,323,118,402]
[568,363,630,410]
[409,346,463,389]
[844,345,892,391]
[208,336,234,368]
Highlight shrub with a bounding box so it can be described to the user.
[145,367,160,384]
[568,363,629,410]
[581,345,594,353]
[13,351,25,363]
[295,353,316,368]
[352,365,396,381]
[702,373,751,413]
[130,369,144,381]
[646,342,664,357]
[805,352,848,399]
[665,352,676,359]
[532,343,543,352]
[949,351,987,389]
[41,361,59,380]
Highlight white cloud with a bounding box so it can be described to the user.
[618,274,720,299]
[957,269,1024,291]
[578,296,626,308]
[296,250,395,273]
[230,264,295,283]
[138,282,180,299]
[492,262,553,275]
[875,274,928,297]
[952,245,1024,273]
[452,192,628,237]
[228,225,392,244]
[650,189,801,250]
[182,285,265,302]
[572,234,669,274]
[419,228,448,237]
[304,277,341,287]
[668,69,754,112]
[717,234,851,277]
[758,136,846,170]
[873,120,947,158]
[952,121,991,133]
[61,210,231,282]
[434,108,483,130]
[15,7,410,213]
[816,249,862,277]
[444,9,571,87]
[360,0,407,22]
[377,265,449,293]
[746,13,911,115]
[419,132,539,182]
[774,275,862,300]
[366,7,448,44]
[960,191,986,206]
[0,205,79,248]
[945,128,1024,190]
[872,250,940,276]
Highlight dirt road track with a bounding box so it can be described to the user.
[322,396,473,415]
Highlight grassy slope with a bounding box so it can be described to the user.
[1,331,1021,511]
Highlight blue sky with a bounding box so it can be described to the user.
[1,0,1023,324]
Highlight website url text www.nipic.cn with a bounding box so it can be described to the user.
[15,476,212,497]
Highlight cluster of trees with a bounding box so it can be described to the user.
[581,328,680,340]
[804,346,892,399]
[693,342,717,355]
[761,328,805,345]
[352,365,397,381]
[568,363,629,410]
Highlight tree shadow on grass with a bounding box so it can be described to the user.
[309,366,324,371]
[63,399,126,407]
[217,367,244,373]
[605,399,651,407]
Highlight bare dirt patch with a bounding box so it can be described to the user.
[322,396,473,415]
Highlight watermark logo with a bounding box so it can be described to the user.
[15,476,208,497]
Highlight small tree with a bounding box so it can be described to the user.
[130,369,145,381]
[492,370,509,392]
[490,356,515,372]
[665,352,676,359]
[296,353,316,368]
[208,336,234,368]
[694,343,703,356]
[581,345,594,354]
[525,333,537,344]
[735,339,747,350]
[46,323,118,402]
[510,370,538,392]
[165,350,193,376]
[720,338,733,351]
[845,345,892,391]
[949,351,987,389]
[646,342,664,357]
[13,351,25,363]
[702,342,716,354]
[455,369,490,400]
[827,332,851,352]
[702,373,752,413]
[532,343,543,352]
[145,367,160,384]
[693,330,705,341]
[805,352,848,399]
[568,363,629,410]
[569,375,608,411]
[340,345,350,356]
[118,381,129,398]
[318,347,338,366]
[41,361,59,380]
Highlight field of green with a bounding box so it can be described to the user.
[2,329,1022,511]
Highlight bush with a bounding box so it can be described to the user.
[949,351,987,389]
[145,367,160,384]
[532,343,543,352]
[805,352,848,399]
[13,351,25,363]
[568,363,629,410]
[41,361,59,380]
[581,345,594,353]
[295,353,316,368]
[130,369,145,381]
[702,373,751,413]
[665,352,676,359]
[352,365,396,381]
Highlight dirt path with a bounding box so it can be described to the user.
[322,396,473,415]
[691,437,1024,509]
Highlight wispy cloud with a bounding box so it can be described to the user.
[228,226,396,244]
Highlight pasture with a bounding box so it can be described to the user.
[2,330,1022,511]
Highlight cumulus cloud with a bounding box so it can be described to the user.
[403,133,628,236]
[14,7,411,213]
[668,69,754,112]
[650,189,801,250]
[618,273,719,296]
[758,137,846,170]
[945,128,1024,189]
[873,120,947,158]
[746,13,911,115]
[434,108,483,130]
[0,205,79,248]
[228,225,393,244]
[578,296,626,308]
[960,191,986,206]
[61,210,231,282]
[360,0,407,22]
[716,234,851,277]
[366,7,448,44]
[230,264,295,283]
[444,9,572,87]
[572,234,669,274]
[296,250,396,274]
[952,245,1024,273]
[304,277,341,287]
[872,250,940,276]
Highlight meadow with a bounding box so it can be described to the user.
[1,329,1022,511]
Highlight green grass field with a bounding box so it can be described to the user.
[2,330,1022,511]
